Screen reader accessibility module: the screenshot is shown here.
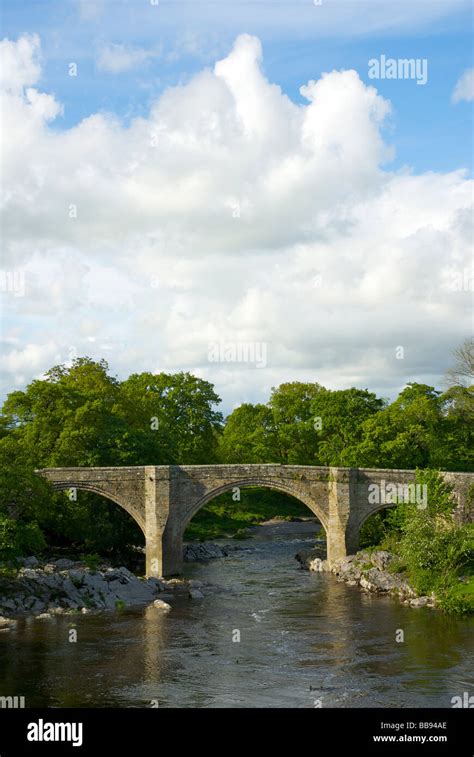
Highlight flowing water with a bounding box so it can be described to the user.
[0,524,472,708]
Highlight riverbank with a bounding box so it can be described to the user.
[0,524,316,621]
[2,527,471,708]
[296,547,438,608]
[0,554,219,622]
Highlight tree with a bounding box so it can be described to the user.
[116,371,223,464]
[445,337,474,388]
[0,359,224,557]
[218,403,278,463]
[438,385,474,471]
[268,382,324,464]
[348,383,445,469]
[0,435,50,558]
[310,388,384,466]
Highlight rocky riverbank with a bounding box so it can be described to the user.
[0,548,227,622]
[295,547,435,609]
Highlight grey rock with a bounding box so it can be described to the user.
[147,577,166,592]
[68,570,85,587]
[22,556,40,568]
[183,543,228,562]
[113,579,156,603]
[18,568,39,579]
[54,559,75,570]
[370,551,394,571]
[295,547,326,569]
[409,597,429,608]
[359,568,402,593]
[188,589,204,599]
[81,573,105,592]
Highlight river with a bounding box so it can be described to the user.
[0,523,472,708]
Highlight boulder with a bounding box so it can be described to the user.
[19,568,40,579]
[359,568,402,593]
[0,616,17,629]
[188,589,204,599]
[295,547,326,570]
[153,599,171,612]
[22,556,39,568]
[409,597,429,608]
[147,577,167,592]
[370,551,394,571]
[183,543,228,562]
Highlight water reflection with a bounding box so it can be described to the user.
[0,531,473,708]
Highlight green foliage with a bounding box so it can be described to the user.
[1,351,472,596]
[359,512,388,549]
[0,358,223,559]
[218,403,277,463]
[81,553,102,571]
[358,470,474,614]
[0,514,46,560]
[184,487,310,541]
[311,388,384,466]
[437,577,474,615]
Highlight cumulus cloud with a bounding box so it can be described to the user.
[0,33,41,93]
[452,68,474,103]
[97,42,159,73]
[1,33,472,408]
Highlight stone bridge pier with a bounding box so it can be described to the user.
[37,465,474,578]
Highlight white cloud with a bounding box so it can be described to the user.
[97,43,159,73]
[452,68,474,103]
[0,34,41,93]
[1,33,472,408]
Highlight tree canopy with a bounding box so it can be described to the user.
[0,351,472,559]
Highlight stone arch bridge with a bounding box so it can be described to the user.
[36,465,473,578]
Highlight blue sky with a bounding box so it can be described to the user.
[1,0,472,409]
[2,0,472,173]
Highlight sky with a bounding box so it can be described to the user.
[0,0,473,413]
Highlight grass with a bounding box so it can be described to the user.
[184,487,310,541]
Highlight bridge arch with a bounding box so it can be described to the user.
[182,478,329,533]
[48,481,146,535]
[357,502,402,531]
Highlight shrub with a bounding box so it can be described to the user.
[0,513,46,559]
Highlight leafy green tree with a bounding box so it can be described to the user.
[437,386,474,471]
[268,382,324,464]
[310,388,384,466]
[218,403,278,463]
[348,384,444,469]
[0,359,223,557]
[0,435,50,558]
[116,371,223,464]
